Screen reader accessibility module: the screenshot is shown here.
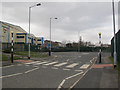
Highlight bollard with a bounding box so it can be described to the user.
[11,31,14,63]
[49,50,51,56]
[98,50,101,63]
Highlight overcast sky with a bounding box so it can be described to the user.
[1,1,119,44]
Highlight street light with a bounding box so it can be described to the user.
[28,3,41,59]
[112,0,117,68]
[49,17,58,56]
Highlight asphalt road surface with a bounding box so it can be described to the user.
[2,52,98,89]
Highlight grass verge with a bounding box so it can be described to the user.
[2,54,25,61]
[14,51,48,58]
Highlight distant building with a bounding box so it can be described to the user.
[1,21,44,51]
[1,21,27,44]
[1,21,44,46]
[66,43,72,48]
[36,37,44,46]
[44,40,65,48]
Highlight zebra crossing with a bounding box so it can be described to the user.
[24,60,91,72]
[66,63,79,68]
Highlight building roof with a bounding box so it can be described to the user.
[1,21,27,33]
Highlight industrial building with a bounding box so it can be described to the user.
[0,21,44,51]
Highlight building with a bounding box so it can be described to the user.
[1,21,44,50]
[1,21,27,44]
[36,37,44,46]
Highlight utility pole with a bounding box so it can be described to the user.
[78,36,81,52]
[112,0,117,68]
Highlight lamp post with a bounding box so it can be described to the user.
[28,3,41,59]
[112,0,117,68]
[49,17,58,56]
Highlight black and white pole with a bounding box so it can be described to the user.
[99,33,102,63]
[11,31,14,63]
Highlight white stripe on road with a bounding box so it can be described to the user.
[2,65,14,68]
[17,64,22,66]
[75,70,83,72]
[63,68,70,71]
[70,58,96,89]
[57,71,83,89]
[25,67,39,73]
[66,63,79,68]
[0,73,22,78]
[80,64,90,69]
[82,53,89,55]
[54,62,67,67]
[33,62,47,65]
[25,61,38,65]
[44,62,58,66]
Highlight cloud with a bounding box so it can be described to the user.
[2,2,116,44]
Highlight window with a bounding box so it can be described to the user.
[17,36,24,38]
[37,39,41,41]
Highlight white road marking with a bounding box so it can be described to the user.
[57,71,83,89]
[34,66,39,68]
[25,67,39,73]
[25,61,38,65]
[17,64,22,66]
[2,65,14,68]
[0,73,22,78]
[54,55,58,57]
[33,62,47,65]
[54,62,67,67]
[70,58,96,89]
[66,63,79,68]
[82,53,89,55]
[44,62,58,66]
[51,67,58,69]
[75,70,83,72]
[63,69,70,71]
[57,57,96,90]
[80,64,90,69]
[66,59,70,62]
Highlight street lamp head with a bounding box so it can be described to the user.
[54,18,58,19]
[36,3,41,6]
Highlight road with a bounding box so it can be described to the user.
[2,52,98,89]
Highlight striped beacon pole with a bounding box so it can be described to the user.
[99,32,102,63]
[11,31,14,63]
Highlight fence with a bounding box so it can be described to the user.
[111,30,120,64]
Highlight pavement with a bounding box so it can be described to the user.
[1,52,119,89]
[72,54,119,89]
